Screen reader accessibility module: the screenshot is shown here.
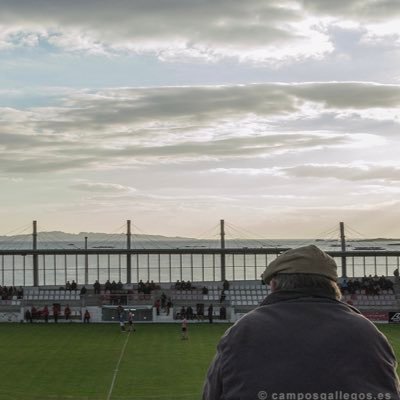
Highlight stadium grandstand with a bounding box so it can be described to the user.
[1,275,399,324]
[1,220,400,324]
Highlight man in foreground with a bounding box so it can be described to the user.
[203,245,400,399]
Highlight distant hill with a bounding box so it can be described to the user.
[0,231,196,242]
[348,238,400,242]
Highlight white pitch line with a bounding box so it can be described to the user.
[106,331,131,400]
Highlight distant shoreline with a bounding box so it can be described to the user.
[1,235,400,242]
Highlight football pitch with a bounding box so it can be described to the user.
[0,323,399,400]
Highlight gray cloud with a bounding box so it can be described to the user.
[205,162,400,184]
[0,82,398,174]
[2,2,400,237]
[280,163,400,182]
[71,182,136,193]
[303,0,400,21]
[290,82,400,109]
[0,0,331,62]
[0,156,96,174]
[2,0,400,81]
[1,0,400,64]
[30,83,400,137]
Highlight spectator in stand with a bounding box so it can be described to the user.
[138,280,145,293]
[161,292,167,309]
[3,286,9,298]
[223,279,230,291]
[144,281,152,294]
[25,308,32,323]
[105,280,112,291]
[219,290,226,303]
[179,306,186,319]
[381,275,394,291]
[43,305,49,323]
[71,280,77,291]
[197,304,204,321]
[117,281,123,290]
[340,278,348,293]
[83,309,91,323]
[186,305,194,320]
[208,304,213,324]
[80,286,87,295]
[394,268,399,281]
[93,280,101,294]
[66,281,71,291]
[53,304,60,323]
[219,306,226,320]
[202,286,209,295]
[155,299,161,316]
[166,298,173,316]
[31,306,38,320]
[64,305,71,321]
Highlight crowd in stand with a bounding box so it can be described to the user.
[93,280,101,294]
[97,280,128,305]
[92,279,162,294]
[65,280,77,291]
[105,280,124,292]
[173,279,229,292]
[174,280,195,290]
[65,280,87,295]
[89,278,228,298]
[93,279,124,294]
[0,285,23,300]
[340,275,394,295]
[92,279,163,306]
[138,280,160,294]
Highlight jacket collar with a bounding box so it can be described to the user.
[260,288,360,314]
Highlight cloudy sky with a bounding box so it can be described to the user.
[1,0,400,239]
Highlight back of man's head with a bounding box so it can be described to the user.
[262,245,341,299]
[271,273,342,299]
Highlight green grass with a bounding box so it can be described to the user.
[0,323,399,400]
[0,323,228,400]
[376,324,400,362]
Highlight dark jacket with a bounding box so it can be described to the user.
[203,288,400,399]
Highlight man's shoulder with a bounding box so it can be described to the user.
[225,298,378,338]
